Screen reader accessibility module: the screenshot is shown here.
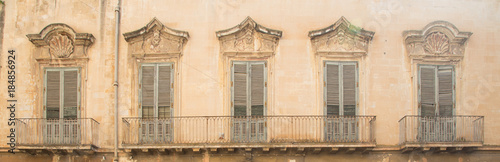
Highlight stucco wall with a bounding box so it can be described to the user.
[0,0,499,158]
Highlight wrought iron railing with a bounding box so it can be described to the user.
[399,115,484,145]
[15,118,99,147]
[122,116,376,145]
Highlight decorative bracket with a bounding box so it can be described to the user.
[216,17,282,57]
[27,23,95,61]
[309,16,374,57]
[403,21,472,62]
[123,18,189,59]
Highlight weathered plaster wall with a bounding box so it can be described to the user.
[0,0,499,160]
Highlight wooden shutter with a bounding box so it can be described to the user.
[438,66,453,116]
[420,66,436,116]
[343,64,356,116]
[46,71,60,119]
[141,66,155,118]
[326,64,340,116]
[158,65,172,118]
[233,63,247,116]
[63,70,78,119]
[250,64,264,116]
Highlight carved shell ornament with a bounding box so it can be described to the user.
[424,32,449,54]
[48,34,74,58]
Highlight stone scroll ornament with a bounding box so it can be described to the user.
[308,16,374,55]
[403,21,472,61]
[216,17,282,54]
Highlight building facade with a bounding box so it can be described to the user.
[1,0,500,161]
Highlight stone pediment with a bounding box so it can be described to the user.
[216,17,282,55]
[27,23,95,61]
[123,18,189,58]
[403,21,472,62]
[309,17,374,56]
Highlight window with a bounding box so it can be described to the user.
[44,68,80,144]
[231,61,266,117]
[45,68,80,119]
[324,61,358,142]
[419,65,454,116]
[140,63,174,118]
[324,62,357,116]
[231,61,266,142]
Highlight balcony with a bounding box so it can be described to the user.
[399,115,484,151]
[15,118,99,154]
[122,116,375,153]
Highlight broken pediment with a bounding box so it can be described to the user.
[309,17,374,56]
[123,18,189,57]
[403,21,472,62]
[27,23,95,60]
[216,17,282,55]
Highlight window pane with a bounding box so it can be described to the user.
[158,65,172,118]
[326,64,339,115]
[46,71,60,119]
[438,66,453,116]
[64,70,78,119]
[420,67,436,116]
[343,64,356,116]
[251,64,264,116]
[233,63,247,116]
[142,66,155,118]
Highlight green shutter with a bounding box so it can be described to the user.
[250,64,264,116]
[63,70,78,119]
[342,64,356,116]
[438,66,453,117]
[233,63,247,116]
[158,65,172,118]
[46,71,61,119]
[326,64,340,116]
[420,66,436,116]
[141,66,155,118]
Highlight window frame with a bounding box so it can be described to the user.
[323,61,358,116]
[418,64,456,116]
[230,61,267,117]
[138,63,175,118]
[43,67,81,119]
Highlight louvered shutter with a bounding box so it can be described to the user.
[326,64,340,116]
[343,64,356,116]
[233,63,247,116]
[251,64,264,116]
[63,70,78,119]
[420,66,436,116]
[158,65,172,118]
[438,66,453,117]
[141,66,155,118]
[46,71,60,119]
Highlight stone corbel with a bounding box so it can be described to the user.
[27,23,95,62]
[216,17,282,57]
[309,16,374,57]
[403,21,472,62]
[123,18,189,59]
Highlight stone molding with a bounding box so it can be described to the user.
[403,21,472,62]
[309,16,374,57]
[123,18,189,58]
[216,17,282,56]
[27,23,95,61]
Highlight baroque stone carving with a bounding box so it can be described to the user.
[403,21,472,62]
[27,23,95,60]
[424,32,449,55]
[48,34,74,58]
[124,18,189,57]
[309,16,374,56]
[216,17,282,54]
